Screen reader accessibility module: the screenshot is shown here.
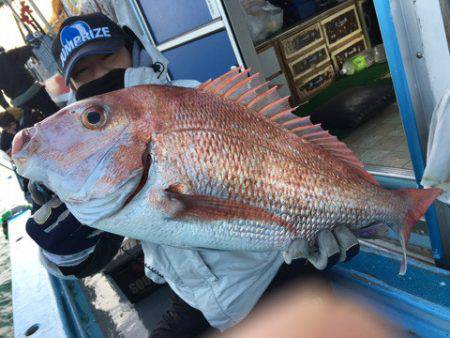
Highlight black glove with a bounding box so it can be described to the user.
[26,196,103,255]
[283,225,360,270]
[27,181,52,206]
[26,196,124,278]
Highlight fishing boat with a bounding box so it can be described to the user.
[2,0,449,336]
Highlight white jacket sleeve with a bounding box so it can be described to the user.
[144,266,166,284]
[124,67,201,89]
[124,67,167,87]
[421,88,450,204]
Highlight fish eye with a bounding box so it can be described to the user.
[81,105,108,129]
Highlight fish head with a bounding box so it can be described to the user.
[12,86,156,224]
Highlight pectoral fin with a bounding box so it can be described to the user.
[163,184,294,232]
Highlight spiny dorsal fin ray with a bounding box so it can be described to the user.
[198,79,212,90]
[269,108,297,124]
[202,67,242,92]
[293,125,323,136]
[246,86,279,109]
[282,116,310,129]
[237,80,270,105]
[199,68,379,185]
[213,68,251,95]
[261,97,291,118]
[224,73,260,99]
[303,131,330,140]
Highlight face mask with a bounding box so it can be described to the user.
[75,68,126,101]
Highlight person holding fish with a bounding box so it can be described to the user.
[19,12,374,337]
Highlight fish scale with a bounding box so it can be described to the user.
[156,109,382,243]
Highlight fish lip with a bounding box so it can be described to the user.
[12,128,38,160]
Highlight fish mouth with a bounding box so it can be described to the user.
[11,128,38,168]
[12,128,35,156]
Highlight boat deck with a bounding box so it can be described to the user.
[8,211,450,337]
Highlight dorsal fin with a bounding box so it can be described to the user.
[213,68,251,95]
[261,97,291,118]
[237,80,270,105]
[246,86,279,109]
[224,73,260,99]
[282,116,310,129]
[199,68,379,185]
[200,67,242,92]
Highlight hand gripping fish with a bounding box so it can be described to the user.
[11,68,441,274]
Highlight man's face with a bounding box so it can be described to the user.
[70,46,132,90]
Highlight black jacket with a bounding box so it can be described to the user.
[0,46,35,99]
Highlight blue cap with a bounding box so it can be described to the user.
[52,13,126,84]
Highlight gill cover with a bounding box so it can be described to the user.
[12,95,146,224]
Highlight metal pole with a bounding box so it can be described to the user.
[60,0,75,17]
[217,0,245,68]
[0,161,15,172]
[373,0,449,269]
[27,10,46,34]
[3,0,33,35]
[25,0,56,36]
[13,13,27,43]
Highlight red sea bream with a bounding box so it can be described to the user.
[11,68,442,274]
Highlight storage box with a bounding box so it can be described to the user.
[296,64,335,101]
[330,35,367,71]
[280,23,324,59]
[320,4,362,49]
[288,44,330,80]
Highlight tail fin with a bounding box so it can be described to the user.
[395,188,443,275]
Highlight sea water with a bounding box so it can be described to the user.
[0,155,27,338]
[0,229,12,338]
